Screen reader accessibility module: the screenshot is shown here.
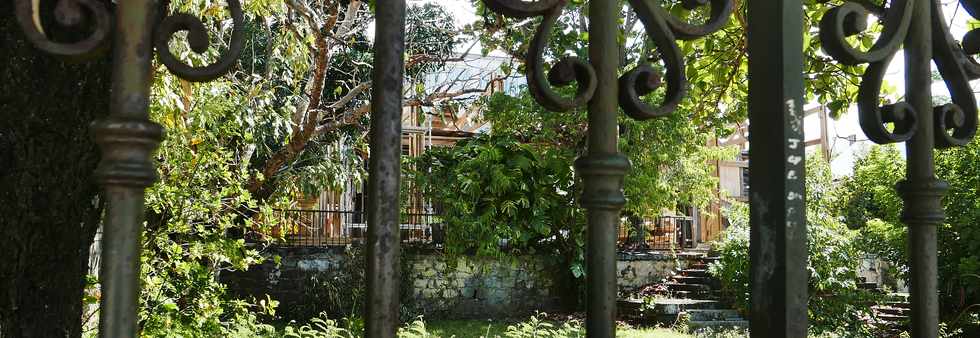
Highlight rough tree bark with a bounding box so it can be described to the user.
[0,3,110,337]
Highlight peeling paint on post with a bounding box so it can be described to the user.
[747,0,808,335]
[365,1,406,336]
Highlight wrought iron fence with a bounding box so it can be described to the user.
[16,0,977,334]
[618,216,695,251]
[264,209,442,247]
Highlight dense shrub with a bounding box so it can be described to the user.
[935,140,980,331]
[503,314,583,337]
[410,135,582,262]
[409,135,587,309]
[839,143,980,332]
[837,145,908,282]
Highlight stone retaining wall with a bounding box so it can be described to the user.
[403,254,557,318]
[223,247,685,321]
[617,251,687,291]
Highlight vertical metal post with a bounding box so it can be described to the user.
[93,1,162,337]
[576,0,628,336]
[900,0,943,336]
[365,0,406,336]
[747,0,808,335]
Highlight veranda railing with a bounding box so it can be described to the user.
[265,209,443,247]
[268,209,692,251]
[618,215,696,251]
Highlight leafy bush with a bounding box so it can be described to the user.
[397,317,436,338]
[281,315,359,338]
[708,203,751,311]
[479,91,733,220]
[409,135,587,304]
[503,314,583,338]
[837,145,908,281]
[411,135,582,260]
[935,140,980,327]
[141,66,276,337]
[840,142,980,331]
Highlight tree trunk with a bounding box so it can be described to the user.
[0,4,110,337]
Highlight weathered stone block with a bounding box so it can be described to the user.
[421,268,437,277]
[413,279,429,290]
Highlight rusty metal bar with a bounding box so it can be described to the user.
[93,1,162,337]
[577,0,628,336]
[900,0,943,335]
[364,0,406,336]
[746,0,808,335]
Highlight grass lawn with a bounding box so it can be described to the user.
[417,320,693,338]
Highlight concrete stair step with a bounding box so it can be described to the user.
[618,298,725,318]
[671,276,709,284]
[669,290,693,298]
[684,309,742,322]
[678,252,707,260]
[666,290,717,298]
[887,293,910,302]
[876,313,909,322]
[882,301,911,309]
[873,306,910,316]
[651,298,720,315]
[688,319,749,330]
[680,269,709,277]
[700,256,721,263]
[665,282,710,292]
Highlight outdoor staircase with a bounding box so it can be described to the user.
[620,255,912,335]
[853,276,912,336]
[661,255,722,299]
[622,253,748,331]
[870,293,912,335]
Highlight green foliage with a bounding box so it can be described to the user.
[936,140,980,319]
[281,315,361,338]
[840,142,980,325]
[708,203,751,311]
[481,89,734,218]
[404,3,458,76]
[397,317,436,338]
[503,314,583,338]
[837,146,908,279]
[838,146,906,222]
[710,153,878,335]
[413,78,735,301]
[131,1,471,335]
[218,310,282,338]
[410,135,584,268]
[470,0,866,127]
[858,218,908,282]
[141,69,277,336]
[288,246,367,322]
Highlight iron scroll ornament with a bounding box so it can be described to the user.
[14,0,245,83]
[819,0,978,148]
[483,0,733,118]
